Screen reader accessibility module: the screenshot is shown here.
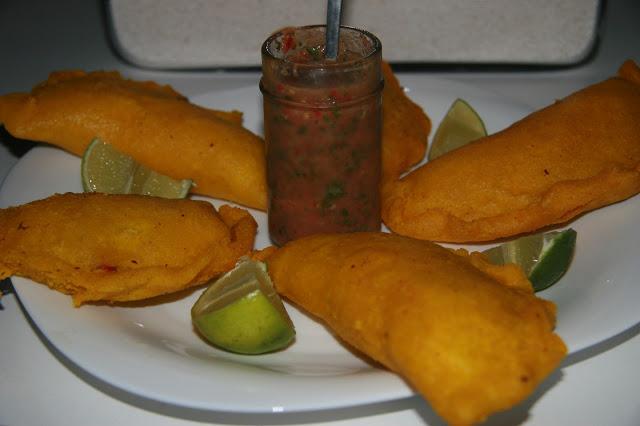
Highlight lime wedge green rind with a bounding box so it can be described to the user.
[191,259,295,355]
[483,228,577,292]
[193,289,294,355]
[529,228,577,292]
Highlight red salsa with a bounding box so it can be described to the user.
[261,26,383,246]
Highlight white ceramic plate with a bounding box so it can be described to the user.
[1,79,638,413]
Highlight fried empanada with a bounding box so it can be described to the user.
[0,71,267,209]
[267,232,566,426]
[0,192,257,305]
[382,60,640,242]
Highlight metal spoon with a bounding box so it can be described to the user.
[325,0,343,60]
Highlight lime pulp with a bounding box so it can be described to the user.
[81,138,192,198]
[428,98,488,161]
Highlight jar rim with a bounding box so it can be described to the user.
[261,25,382,69]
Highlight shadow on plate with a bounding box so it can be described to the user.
[0,126,37,158]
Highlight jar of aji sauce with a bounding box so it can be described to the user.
[261,25,383,246]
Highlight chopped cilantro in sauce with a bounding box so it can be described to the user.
[261,25,383,245]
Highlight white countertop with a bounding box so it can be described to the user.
[1,1,640,425]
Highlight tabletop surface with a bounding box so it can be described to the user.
[1,1,640,425]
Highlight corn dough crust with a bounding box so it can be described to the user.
[0,70,267,209]
[382,60,640,242]
[0,192,257,305]
[267,232,566,425]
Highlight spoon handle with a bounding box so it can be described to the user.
[325,0,342,60]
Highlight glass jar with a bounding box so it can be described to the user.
[260,25,383,246]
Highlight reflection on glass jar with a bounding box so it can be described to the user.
[261,25,383,246]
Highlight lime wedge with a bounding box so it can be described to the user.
[81,138,192,198]
[191,258,295,355]
[483,228,577,292]
[428,98,488,161]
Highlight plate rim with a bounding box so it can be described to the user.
[3,76,639,413]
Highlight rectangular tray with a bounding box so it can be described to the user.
[106,0,601,69]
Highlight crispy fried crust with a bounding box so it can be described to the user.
[382,60,640,242]
[381,61,431,182]
[0,193,257,305]
[267,232,566,426]
[0,71,267,209]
